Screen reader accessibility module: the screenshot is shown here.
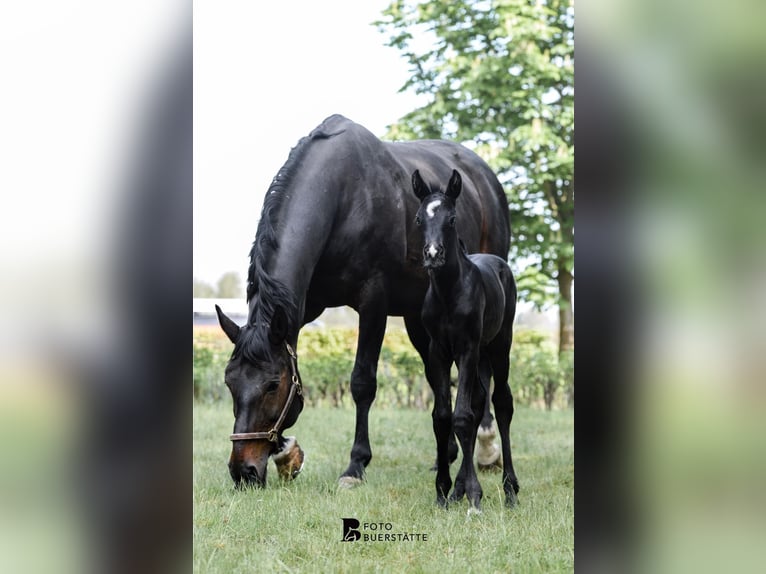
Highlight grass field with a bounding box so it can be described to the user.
[194,402,573,573]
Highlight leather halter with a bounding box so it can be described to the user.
[229,341,303,443]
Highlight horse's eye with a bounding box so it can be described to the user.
[449,216,456,227]
[265,380,280,393]
[415,216,421,226]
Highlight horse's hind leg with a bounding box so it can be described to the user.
[451,352,493,501]
[479,377,495,429]
[489,339,520,507]
[404,315,459,468]
[339,295,387,487]
[476,354,502,472]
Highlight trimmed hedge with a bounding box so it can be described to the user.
[193,326,573,410]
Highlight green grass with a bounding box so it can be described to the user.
[194,403,573,573]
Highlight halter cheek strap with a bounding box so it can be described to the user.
[229,341,303,443]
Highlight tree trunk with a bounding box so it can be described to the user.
[557,266,574,356]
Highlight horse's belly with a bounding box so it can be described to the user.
[307,267,427,316]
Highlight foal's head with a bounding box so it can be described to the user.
[412,169,462,269]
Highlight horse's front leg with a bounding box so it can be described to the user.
[403,314,458,468]
[453,349,485,511]
[428,341,453,507]
[452,352,496,499]
[338,293,387,487]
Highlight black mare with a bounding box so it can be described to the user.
[215,114,510,489]
[413,169,519,509]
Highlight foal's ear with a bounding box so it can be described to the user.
[446,169,462,200]
[412,169,429,201]
[216,305,241,344]
[268,305,288,347]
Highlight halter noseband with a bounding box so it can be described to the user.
[229,341,303,443]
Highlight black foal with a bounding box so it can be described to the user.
[413,168,520,510]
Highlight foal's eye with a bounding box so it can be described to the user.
[415,216,421,226]
[265,380,280,393]
[449,216,456,227]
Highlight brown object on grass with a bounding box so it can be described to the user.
[273,436,305,481]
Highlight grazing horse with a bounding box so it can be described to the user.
[413,168,520,510]
[215,114,510,488]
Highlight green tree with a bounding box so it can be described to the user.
[377,0,574,355]
[216,271,244,299]
[193,277,216,298]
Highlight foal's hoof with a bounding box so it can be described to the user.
[338,475,364,489]
[273,436,305,481]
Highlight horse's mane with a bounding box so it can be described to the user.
[235,116,346,364]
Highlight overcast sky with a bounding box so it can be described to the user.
[193,0,424,286]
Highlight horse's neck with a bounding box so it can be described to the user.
[265,180,337,315]
[429,241,470,304]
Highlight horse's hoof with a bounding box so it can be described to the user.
[338,475,364,489]
[436,497,448,509]
[505,490,519,508]
[273,436,304,481]
[477,458,503,473]
[476,430,502,471]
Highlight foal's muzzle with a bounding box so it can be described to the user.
[423,243,445,268]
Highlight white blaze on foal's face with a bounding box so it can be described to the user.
[427,244,438,257]
[426,199,441,218]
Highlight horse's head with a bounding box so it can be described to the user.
[215,304,304,488]
[412,169,462,269]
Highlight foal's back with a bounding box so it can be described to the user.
[467,253,516,346]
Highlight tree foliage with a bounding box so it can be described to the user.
[193,277,216,298]
[194,272,245,298]
[376,0,574,349]
[215,271,244,299]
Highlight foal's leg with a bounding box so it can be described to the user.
[453,350,486,510]
[479,375,495,429]
[339,295,387,486]
[404,315,459,468]
[489,339,520,507]
[476,354,502,472]
[428,342,454,507]
[451,352,494,501]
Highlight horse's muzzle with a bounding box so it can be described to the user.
[423,243,445,268]
[229,442,271,488]
[230,459,268,488]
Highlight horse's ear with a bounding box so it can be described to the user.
[216,305,240,344]
[268,306,288,347]
[412,169,429,201]
[446,169,462,200]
